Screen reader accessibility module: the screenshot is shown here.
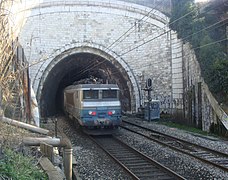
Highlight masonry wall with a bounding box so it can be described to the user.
[7,0,228,134]
[13,0,174,112]
[182,43,228,134]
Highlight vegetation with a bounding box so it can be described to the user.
[0,0,27,121]
[159,120,210,136]
[0,148,47,180]
[0,2,47,179]
[170,0,228,105]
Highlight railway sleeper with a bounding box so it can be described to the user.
[124,162,152,166]
[211,158,228,161]
[122,159,150,164]
[106,149,131,153]
[110,153,137,158]
[137,173,174,180]
[129,165,159,169]
[107,151,135,155]
[191,151,209,155]
[115,157,144,161]
[132,168,160,173]
[212,159,228,164]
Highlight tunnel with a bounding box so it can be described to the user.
[39,52,132,117]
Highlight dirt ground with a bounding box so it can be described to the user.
[0,120,48,156]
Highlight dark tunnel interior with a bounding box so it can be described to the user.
[40,53,132,117]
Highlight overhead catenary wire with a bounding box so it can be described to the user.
[120,18,227,57]
[0,1,224,121]
[75,0,216,78]
[2,1,222,78]
[76,2,221,78]
[74,8,228,78]
[1,0,226,120]
[134,19,228,70]
[124,17,227,54]
[115,37,228,75]
[191,37,227,50]
[78,11,198,76]
[2,1,226,84]
[9,0,213,79]
[74,1,166,78]
[107,3,163,50]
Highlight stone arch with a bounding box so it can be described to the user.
[18,1,169,26]
[15,0,172,115]
[37,42,141,116]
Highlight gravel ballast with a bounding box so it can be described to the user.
[45,115,228,180]
[45,116,133,180]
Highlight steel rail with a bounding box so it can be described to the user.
[121,120,228,172]
[88,135,186,180]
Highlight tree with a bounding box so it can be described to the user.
[170,0,197,42]
[170,0,228,104]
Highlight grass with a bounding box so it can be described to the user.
[0,148,48,180]
[0,122,48,179]
[158,120,211,136]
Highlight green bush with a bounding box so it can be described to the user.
[0,148,47,180]
[170,0,228,105]
[159,121,210,136]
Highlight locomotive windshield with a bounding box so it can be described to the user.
[83,90,99,99]
[102,90,118,99]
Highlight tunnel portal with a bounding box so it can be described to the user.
[40,52,132,117]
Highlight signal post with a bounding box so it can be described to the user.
[144,78,152,121]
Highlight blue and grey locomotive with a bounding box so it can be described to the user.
[64,84,122,130]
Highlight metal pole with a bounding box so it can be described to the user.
[0,87,2,116]
[148,89,151,122]
[63,148,73,180]
[145,78,152,122]
[27,68,32,124]
[55,118,58,138]
[23,49,31,124]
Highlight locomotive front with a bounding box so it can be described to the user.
[64,84,122,131]
[80,84,122,129]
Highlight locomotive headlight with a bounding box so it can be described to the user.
[108,110,115,115]
[88,111,96,116]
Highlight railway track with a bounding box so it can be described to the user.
[89,135,185,180]
[121,120,228,172]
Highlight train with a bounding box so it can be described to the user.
[63,84,122,133]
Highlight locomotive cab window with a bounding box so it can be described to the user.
[65,92,75,106]
[83,90,99,99]
[102,90,118,99]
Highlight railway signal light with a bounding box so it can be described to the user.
[146,78,152,89]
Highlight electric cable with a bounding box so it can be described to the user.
[124,19,228,64]
[76,1,221,78]
[74,1,166,77]
[3,1,226,85]
[75,1,206,77]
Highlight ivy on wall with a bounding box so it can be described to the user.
[170,0,228,104]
